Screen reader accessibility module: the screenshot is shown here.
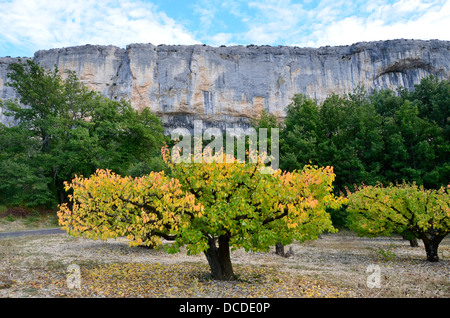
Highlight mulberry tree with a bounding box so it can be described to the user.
[58,146,345,280]
[347,183,449,262]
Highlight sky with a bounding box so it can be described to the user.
[0,0,449,57]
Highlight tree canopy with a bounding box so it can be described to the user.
[347,183,450,262]
[0,60,166,208]
[58,146,346,280]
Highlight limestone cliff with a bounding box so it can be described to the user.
[1,39,449,130]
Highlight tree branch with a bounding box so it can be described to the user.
[151,231,177,241]
[362,194,405,216]
[263,207,289,225]
[119,195,163,219]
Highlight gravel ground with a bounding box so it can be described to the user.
[0,229,449,298]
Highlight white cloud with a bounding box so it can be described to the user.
[291,0,450,47]
[207,33,234,46]
[193,5,217,31]
[241,0,306,45]
[218,0,449,47]
[0,0,199,55]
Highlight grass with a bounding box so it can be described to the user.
[0,205,7,214]
[371,243,398,261]
[0,207,59,233]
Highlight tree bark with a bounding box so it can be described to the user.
[204,235,234,280]
[424,241,439,262]
[409,238,419,247]
[420,233,444,262]
[402,234,419,247]
[275,243,285,257]
[58,188,65,205]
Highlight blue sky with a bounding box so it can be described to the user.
[0,0,449,57]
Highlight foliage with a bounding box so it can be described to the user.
[280,77,449,193]
[58,146,345,280]
[165,147,344,252]
[0,124,55,207]
[0,60,166,208]
[280,94,324,173]
[372,244,397,262]
[250,108,281,132]
[346,182,450,261]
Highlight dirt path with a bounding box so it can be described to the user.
[0,228,65,238]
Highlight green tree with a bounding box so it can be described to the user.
[347,183,449,262]
[280,90,384,194]
[320,89,384,191]
[408,76,449,135]
[0,124,53,206]
[280,78,449,193]
[0,60,165,208]
[371,77,449,189]
[280,94,323,173]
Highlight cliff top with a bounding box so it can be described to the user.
[24,38,449,60]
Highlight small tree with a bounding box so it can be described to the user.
[347,183,449,262]
[58,146,345,280]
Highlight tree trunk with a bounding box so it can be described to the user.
[275,243,285,257]
[54,173,66,205]
[58,188,65,205]
[420,234,444,262]
[402,232,419,247]
[409,238,419,247]
[424,241,439,262]
[204,235,234,280]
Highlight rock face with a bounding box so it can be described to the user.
[1,39,449,131]
[0,56,30,125]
